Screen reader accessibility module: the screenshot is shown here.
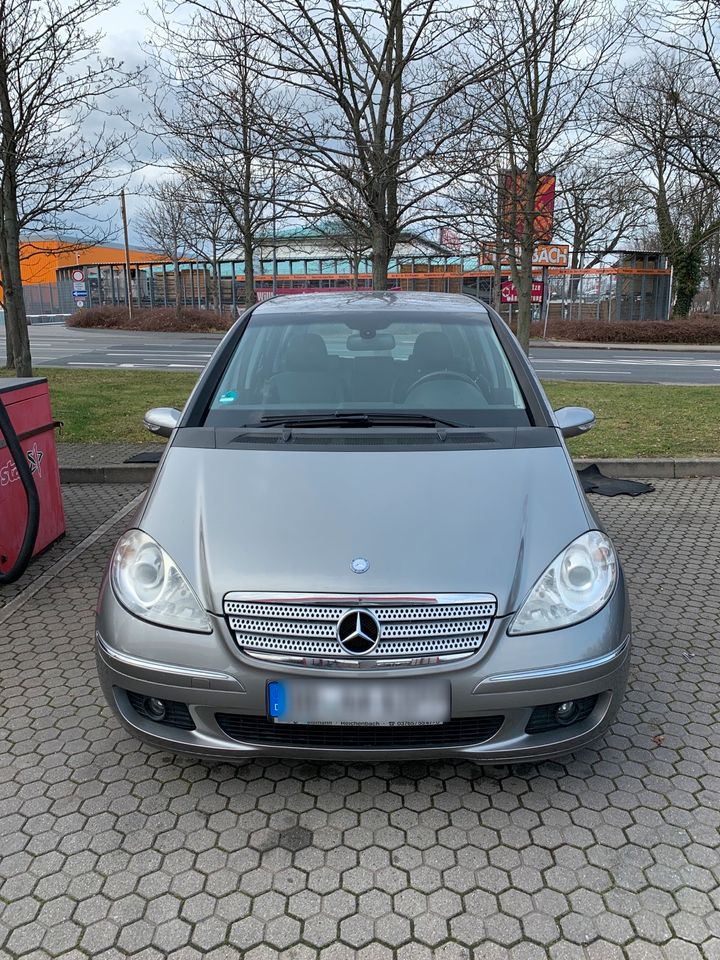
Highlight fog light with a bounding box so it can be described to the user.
[555,701,578,725]
[145,697,167,720]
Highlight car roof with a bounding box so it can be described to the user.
[252,291,489,317]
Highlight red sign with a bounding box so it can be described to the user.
[502,172,556,242]
[439,227,461,251]
[501,280,544,304]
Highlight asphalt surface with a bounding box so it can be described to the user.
[1,479,719,957]
[2,324,720,383]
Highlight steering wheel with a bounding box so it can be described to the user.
[402,370,489,402]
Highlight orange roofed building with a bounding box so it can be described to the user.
[19,236,166,285]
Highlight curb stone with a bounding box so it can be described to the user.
[531,339,720,352]
[58,458,720,484]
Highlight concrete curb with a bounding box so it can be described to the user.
[60,464,159,484]
[531,339,720,352]
[59,458,720,484]
[574,458,720,478]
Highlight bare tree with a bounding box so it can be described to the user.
[0,0,135,375]
[146,1,295,307]
[179,183,235,313]
[643,0,720,187]
[183,0,510,291]
[294,170,374,289]
[553,161,648,267]
[136,180,189,317]
[457,0,626,352]
[611,52,720,316]
[702,223,720,314]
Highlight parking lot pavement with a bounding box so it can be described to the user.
[1,480,719,959]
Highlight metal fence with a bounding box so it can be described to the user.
[45,259,675,324]
[22,282,74,323]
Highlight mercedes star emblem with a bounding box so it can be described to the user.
[351,557,369,574]
[336,609,381,655]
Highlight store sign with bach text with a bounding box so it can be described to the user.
[480,242,569,267]
[501,280,544,304]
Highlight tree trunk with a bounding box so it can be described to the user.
[173,261,182,318]
[213,260,223,315]
[371,225,390,291]
[0,250,16,370]
[514,168,540,355]
[3,316,14,370]
[492,255,503,314]
[709,274,719,315]
[515,240,534,355]
[0,191,31,376]
[243,231,256,307]
[672,247,701,319]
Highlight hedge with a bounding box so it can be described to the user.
[525,317,720,345]
[66,306,234,333]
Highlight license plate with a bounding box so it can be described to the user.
[267,678,450,726]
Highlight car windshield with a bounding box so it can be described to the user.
[204,306,530,428]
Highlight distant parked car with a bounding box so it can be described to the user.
[96,291,631,761]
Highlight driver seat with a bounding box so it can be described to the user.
[393,331,457,402]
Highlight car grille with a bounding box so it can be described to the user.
[223,594,497,665]
[215,713,504,749]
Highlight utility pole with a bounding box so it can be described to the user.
[120,189,133,321]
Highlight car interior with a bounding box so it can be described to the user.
[211,321,525,413]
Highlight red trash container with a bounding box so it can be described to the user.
[0,377,65,574]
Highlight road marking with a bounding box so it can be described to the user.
[0,491,146,626]
[535,369,633,377]
[531,357,720,367]
[106,351,213,358]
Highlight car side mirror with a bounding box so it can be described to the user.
[555,406,595,439]
[144,407,181,438]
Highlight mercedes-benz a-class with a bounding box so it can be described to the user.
[96,292,630,761]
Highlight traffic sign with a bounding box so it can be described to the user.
[72,289,88,299]
[72,269,85,282]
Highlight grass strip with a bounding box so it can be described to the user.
[1,368,718,458]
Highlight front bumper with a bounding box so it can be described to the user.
[96,582,631,762]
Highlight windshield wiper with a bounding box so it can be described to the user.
[256,412,465,428]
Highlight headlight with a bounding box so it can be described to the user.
[508,531,617,635]
[110,529,212,633]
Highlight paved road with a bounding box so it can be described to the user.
[1,478,719,957]
[531,345,720,385]
[2,324,720,383]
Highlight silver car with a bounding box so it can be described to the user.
[96,292,630,762]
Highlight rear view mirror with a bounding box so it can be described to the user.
[347,333,396,351]
[555,406,595,439]
[144,407,181,438]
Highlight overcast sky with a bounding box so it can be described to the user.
[94,0,159,247]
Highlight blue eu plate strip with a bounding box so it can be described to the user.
[268,681,286,718]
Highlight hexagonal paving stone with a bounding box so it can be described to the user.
[3,480,720,960]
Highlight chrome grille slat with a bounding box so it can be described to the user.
[227,616,491,640]
[224,600,495,622]
[229,618,338,639]
[235,634,485,656]
[224,594,497,667]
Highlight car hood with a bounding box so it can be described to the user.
[138,443,592,616]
